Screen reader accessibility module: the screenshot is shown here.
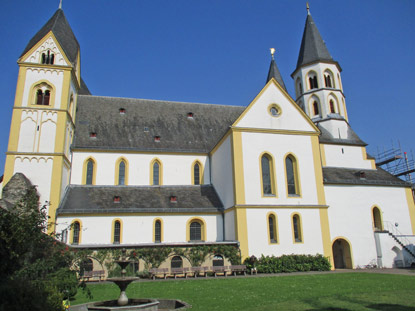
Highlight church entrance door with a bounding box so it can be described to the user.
[332,238,352,269]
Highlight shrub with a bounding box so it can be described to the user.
[244,254,330,274]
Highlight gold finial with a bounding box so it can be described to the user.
[306,2,310,15]
[270,48,275,60]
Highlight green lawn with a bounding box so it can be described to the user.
[73,273,415,310]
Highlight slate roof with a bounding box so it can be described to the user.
[317,121,367,146]
[56,185,224,215]
[72,95,245,153]
[293,12,340,74]
[20,9,80,65]
[79,78,91,95]
[323,167,410,187]
[266,58,287,91]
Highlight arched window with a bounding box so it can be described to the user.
[171,256,183,268]
[329,100,335,113]
[151,159,162,185]
[41,50,55,65]
[72,221,80,245]
[213,255,224,266]
[190,221,202,241]
[268,214,277,244]
[286,155,299,196]
[86,159,94,185]
[313,101,320,116]
[292,214,302,243]
[113,220,121,244]
[308,72,318,89]
[155,220,162,243]
[261,154,275,196]
[372,207,383,231]
[36,89,51,105]
[118,160,126,185]
[193,161,202,185]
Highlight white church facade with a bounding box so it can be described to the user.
[2,7,415,270]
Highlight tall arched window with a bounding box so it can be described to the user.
[151,159,162,185]
[155,220,162,243]
[86,159,94,185]
[268,214,277,244]
[329,100,335,113]
[72,221,80,245]
[292,214,302,243]
[286,155,299,196]
[261,154,275,196]
[372,206,383,231]
[41,50,55,65]
[308,72,318,89]
[113,220,121,244]
[296,78,303,97]
[313,101,320,116]
[171,256,183,268]
[193,161,202,185]
[190,221,202,241]
[118,160,126,185]
[36,89,51,105]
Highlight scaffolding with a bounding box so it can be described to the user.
[374,142,414,186]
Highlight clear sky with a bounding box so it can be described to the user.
[0,0,414,179]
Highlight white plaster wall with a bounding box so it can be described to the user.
[323,144,373,169]
[18,110,57,153]
[224,210,236,240]
[246,208,324,257]
[242,132,319,205]
[0,180,3,199]
[236,83,315,132]
[22,68,64,108]
[60,164,70,201]
[211,136,234,208]
[377,233,415,268]
[23,36,68,66]
[325,185,414,268]
[70,152,210,186]
[13,156,53,206]
[56,214,223,245]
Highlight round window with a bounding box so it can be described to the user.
[268,104,281,117]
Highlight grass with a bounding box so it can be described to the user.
[73,273,415,310]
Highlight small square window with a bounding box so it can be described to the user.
[170,196,177,203]
[119,108,126,114]
[89,132,97,138]
[154,136,161,142]
[187,112,194,118]
[113,196,121,203]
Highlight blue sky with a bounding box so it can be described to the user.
[0,1,414,178]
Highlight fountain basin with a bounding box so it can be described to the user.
[87,298,159,311]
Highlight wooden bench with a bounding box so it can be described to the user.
[149,268,169,280]
[82,270,105,282]
[211,266,229,277]
[190,266,209,278]
[170,267,190,279]
[81,271,93,282]
[229,265,247,276]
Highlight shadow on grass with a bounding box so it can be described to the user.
[366,304,415,311]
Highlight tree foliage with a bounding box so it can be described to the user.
[0,186,77,311]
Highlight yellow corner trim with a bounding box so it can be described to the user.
[231,131,245,205]
[405,188,415,234]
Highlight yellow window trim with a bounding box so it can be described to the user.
[191,160,204,185]
[114,157,129,185]
[371,205,384,231]
[266,212,279,245]
[284,153,302,198]
[70,219,82,245]
[111,218,123,244]
[82,157,97,185]
[153,218,164,243]
[150,158,163,185]
[186,217,206,242]
[259,152,277,197]
[291,212,304,244]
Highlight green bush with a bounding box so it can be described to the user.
[243,254,330,273]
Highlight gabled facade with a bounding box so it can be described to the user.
[3,7,415,270]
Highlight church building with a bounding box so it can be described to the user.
[2,5,415,270]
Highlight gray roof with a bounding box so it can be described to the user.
[266,58,287,91]
[317,121,367,146]
[57,185,223,215]
[20,9,79,65]
[293,13,339,74]
[323,167,410,187]
[72,95,245,153]
[79,78,91,95]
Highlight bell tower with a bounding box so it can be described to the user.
[3,8,81,232]
[291,5,349,138]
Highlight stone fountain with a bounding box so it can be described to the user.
[82,248,190,311]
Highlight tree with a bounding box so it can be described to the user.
[0,185,77,311]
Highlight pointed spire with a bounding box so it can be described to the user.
[306,2,310,15]
[266,49,287,91]
[294,9,340,73]
[59,0,62,9]
[20,9,79,64]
